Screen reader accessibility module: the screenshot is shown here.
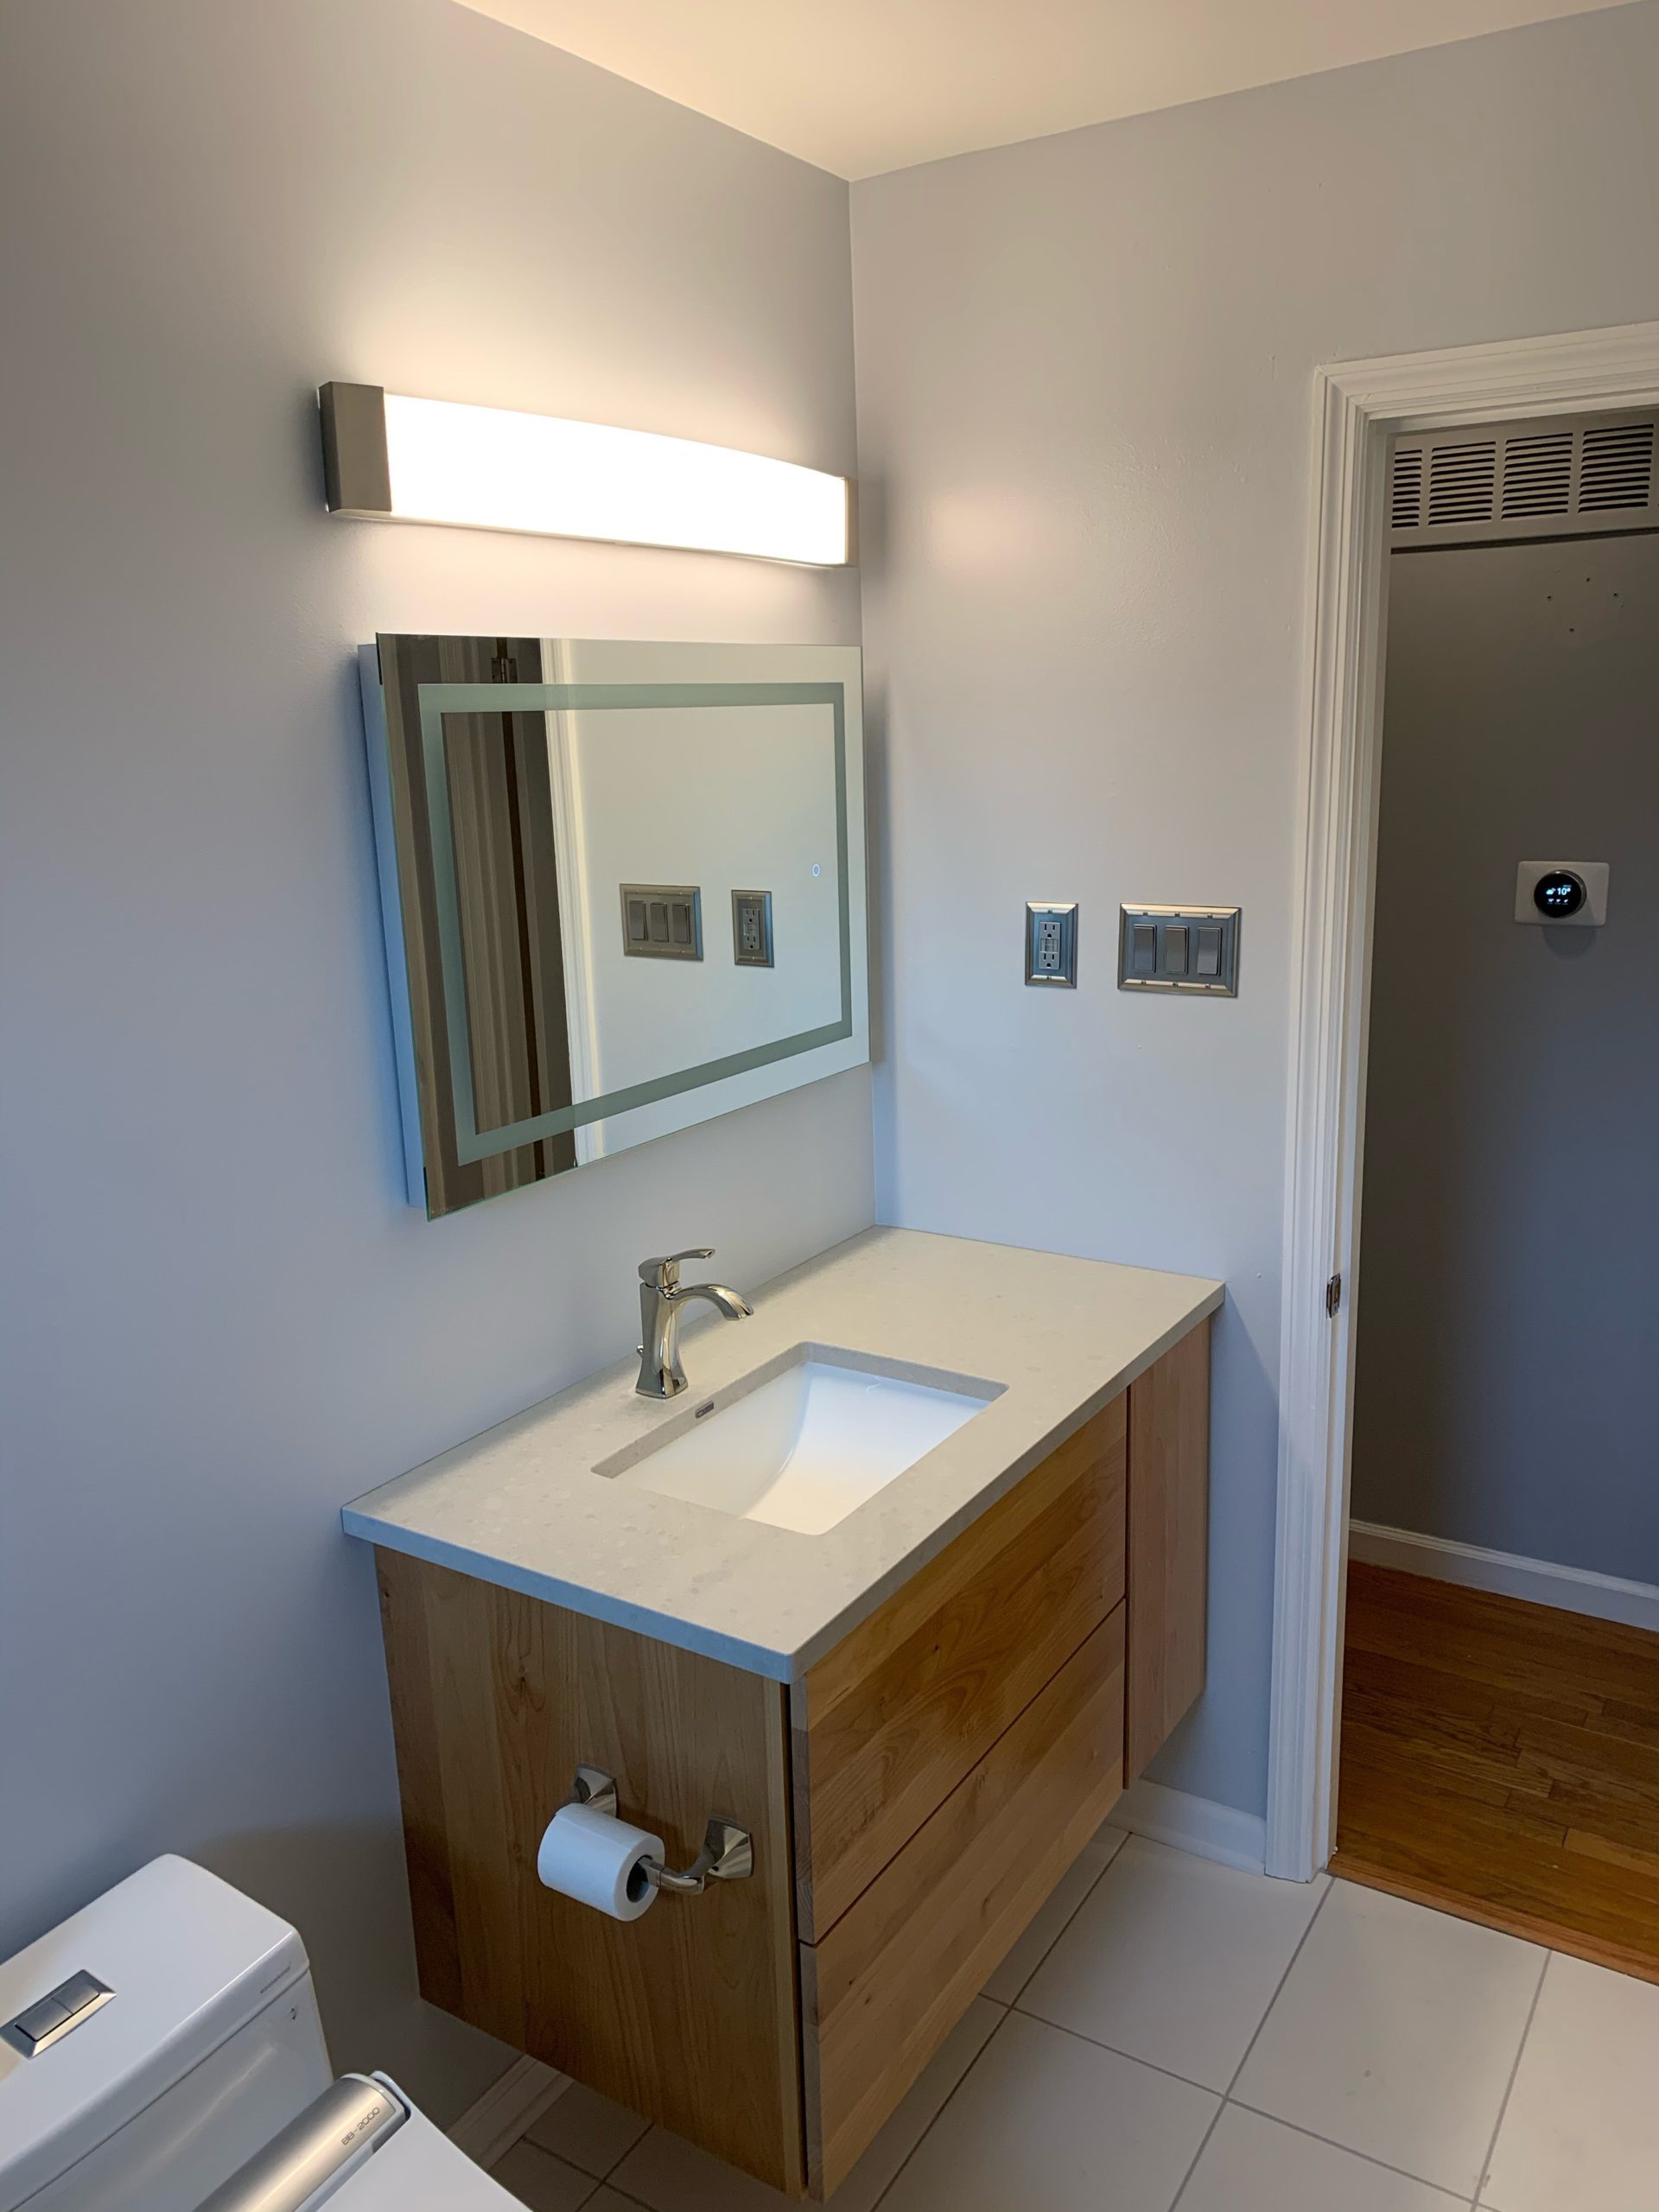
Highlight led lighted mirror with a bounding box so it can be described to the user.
[321,385,853,566]
[362,637,868,1217]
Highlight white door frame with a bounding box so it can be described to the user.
[1264,318,1659,1883]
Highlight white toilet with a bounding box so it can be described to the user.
[0,1854,518,2209]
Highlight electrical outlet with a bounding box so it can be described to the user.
[731,888,774,966]
[1025,902,1078,987]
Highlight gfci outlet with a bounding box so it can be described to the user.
[1026,902,1078,987]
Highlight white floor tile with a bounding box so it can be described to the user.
[609,1996,1001,2212]
[491,2139,600,2210]
[981,1827,1124,2003]
[1018,1834,1327,2090]
[526,2081,650,2178]
[1178,2106,1466,2212]
[1481,1951,1659,2212]
[880,2010,1217,2212]
[1234,1879,1544,2196]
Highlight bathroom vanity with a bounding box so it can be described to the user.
[345,1229,1219,2198]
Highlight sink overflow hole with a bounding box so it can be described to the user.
[694,1401,715,1420]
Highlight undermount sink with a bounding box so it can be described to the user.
[597,1345,1003,1535]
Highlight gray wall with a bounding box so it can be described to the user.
[0,0,870,2118]
[1351,534,1659,1578]
[851,1,1659,1819]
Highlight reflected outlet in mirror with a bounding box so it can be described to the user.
[596,1346,1004,1535]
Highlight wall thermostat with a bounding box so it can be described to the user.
[1514,861,1609,927]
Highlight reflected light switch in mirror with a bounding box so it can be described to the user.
[620,883,702,961]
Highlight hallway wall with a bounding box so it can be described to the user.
[1351,531,1659,1580]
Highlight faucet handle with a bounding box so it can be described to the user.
[639,1249,715,1292]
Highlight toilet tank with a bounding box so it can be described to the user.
[0,1856,331,2212]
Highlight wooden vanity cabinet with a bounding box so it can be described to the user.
[373,1318,1209,2200]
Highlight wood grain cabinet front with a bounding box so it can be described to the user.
[372,1318,1210,2201]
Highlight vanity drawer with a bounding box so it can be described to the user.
[791,1395,1127,1942]
[799,1604,1127,2196]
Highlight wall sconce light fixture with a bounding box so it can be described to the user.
[319,384,853,567]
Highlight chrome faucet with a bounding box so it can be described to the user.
[635,1249,753,1400]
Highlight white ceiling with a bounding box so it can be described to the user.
[460,0,1626,178]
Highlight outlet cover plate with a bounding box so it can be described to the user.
[1026,902,1078,987]
[732,887,775,966]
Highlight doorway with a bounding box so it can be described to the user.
[1265,321,1659,1893]
[1327,462,1659,1971]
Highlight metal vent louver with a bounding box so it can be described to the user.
[1579,420,1656,510]
[1500,432,1573,518]
[1426,441,1498,527]
[1389,447,1424,530]
[1389,413,1658,545]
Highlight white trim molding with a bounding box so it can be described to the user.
[1109,1779,1268,1877]
[1268,318,1659,1884]
[448,2054,569,2168]
[1349,1522,1659,1637]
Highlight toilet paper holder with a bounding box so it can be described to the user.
[569,1765,753,1893]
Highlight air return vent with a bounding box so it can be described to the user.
[1389,412,1658,546]
[1579,420,1656,511]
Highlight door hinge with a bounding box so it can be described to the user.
[1325,1273,1343,1318]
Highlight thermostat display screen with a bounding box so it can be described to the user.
[1534,869,1587,918]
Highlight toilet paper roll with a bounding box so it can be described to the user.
[536,1802,664,1922]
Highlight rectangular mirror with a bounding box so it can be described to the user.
[361,636,868,1217]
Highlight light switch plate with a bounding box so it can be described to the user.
[1118,905,1240,995]
[620,883,702,960]
[1026,902,1078,987]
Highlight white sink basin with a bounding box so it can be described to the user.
[598,1346,1002,1535]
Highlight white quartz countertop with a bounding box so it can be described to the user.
[341,1227,1223,1681]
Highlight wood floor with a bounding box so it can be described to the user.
[1333,1561,1659,1983]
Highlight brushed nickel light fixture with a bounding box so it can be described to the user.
[318,384,853,566]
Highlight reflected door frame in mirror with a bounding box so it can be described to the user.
[360,637,868,1217]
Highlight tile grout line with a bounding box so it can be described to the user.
[1467,1948,1552,2210]
[1169,1878,1335,2212]
[1165,2098,1228,2212]
[866,2005,1013,2212]
[1221,2098,1472,2202]
[1221,1873,1334,2099]
[1007,2005,1236,2097]
[995,1838,1125,2005]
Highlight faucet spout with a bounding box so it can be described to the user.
[634,1249,753,1399]
[680,1283,753,1322]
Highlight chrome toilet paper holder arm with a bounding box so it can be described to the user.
[569,1766,753,1893]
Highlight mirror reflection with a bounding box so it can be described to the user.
[363,636,868,1217]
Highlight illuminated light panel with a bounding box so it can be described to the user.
[319,384,851,566]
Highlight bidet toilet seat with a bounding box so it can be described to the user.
[0,1856,515,2210]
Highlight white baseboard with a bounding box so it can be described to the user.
[1108,1778,1268,1877]
[448,2054,569,2167]
[1349,1521,1659,1636]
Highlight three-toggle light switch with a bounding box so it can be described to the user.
[1119,905,1240,994]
